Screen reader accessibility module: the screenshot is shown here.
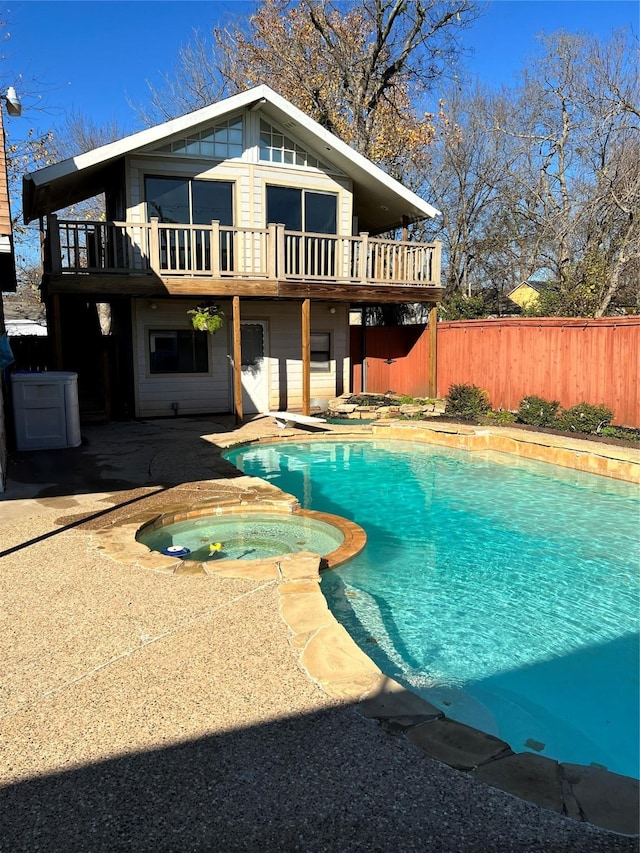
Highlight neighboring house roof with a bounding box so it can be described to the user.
[23,85,440,234]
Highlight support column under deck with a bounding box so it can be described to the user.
[232,296,243,424]
[301,298,311,416]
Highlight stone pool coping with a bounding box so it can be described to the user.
[136,501,367,572]
[91,420,639,837]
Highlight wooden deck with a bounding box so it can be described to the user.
[43,215,443,302]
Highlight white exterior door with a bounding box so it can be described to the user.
[241,321,269,413]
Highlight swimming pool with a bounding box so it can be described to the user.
[225,440,640,779]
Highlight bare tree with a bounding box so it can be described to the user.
[494,30,639,316]
[138,0,481,174]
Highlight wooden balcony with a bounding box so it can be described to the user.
[44,215,443,303]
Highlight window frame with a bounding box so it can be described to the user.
[144,176,234,226]
[148,328,210,376]
[310,331,332,373]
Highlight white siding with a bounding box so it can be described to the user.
[125,106,353,232]
[133,299,232,418]
[132,299,350,417]
[237,301,350,411]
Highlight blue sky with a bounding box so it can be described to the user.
[1,0,637,141]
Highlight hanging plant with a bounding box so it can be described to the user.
[188,303,225,335]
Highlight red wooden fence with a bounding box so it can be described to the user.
[351,316,640,428]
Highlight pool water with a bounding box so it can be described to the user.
[138,512,344,562]
[225,440,640,779]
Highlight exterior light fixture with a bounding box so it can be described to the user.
[3,87,22,117]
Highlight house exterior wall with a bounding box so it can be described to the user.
[125,107,354,419]
[132,298,350,418]
[508,284,540,309]
[124,106,353,235]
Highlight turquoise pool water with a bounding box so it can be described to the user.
[225,440,640,779]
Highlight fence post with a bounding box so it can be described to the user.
[429,305,438,398]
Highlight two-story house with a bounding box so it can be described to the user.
[23,85,442,422]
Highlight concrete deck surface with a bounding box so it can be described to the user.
[0,416,637,852]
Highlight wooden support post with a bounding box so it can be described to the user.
[210,220,220,277]
[48,293,64,369]
[359,232,369,284]
[149,216,160,273]
[47,214,62,273]
[401,214,409,282]
[301,298,311,416]
[276,223,286,279]
[232,296,243,424]
[429,304,438,399]
[267,223,278,278]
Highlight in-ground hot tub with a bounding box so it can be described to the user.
[137,506,366,569]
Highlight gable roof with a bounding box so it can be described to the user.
[23,85,440,232]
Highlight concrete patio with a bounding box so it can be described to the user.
[0,415,637,852]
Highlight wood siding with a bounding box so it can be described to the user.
[351,317,640,428]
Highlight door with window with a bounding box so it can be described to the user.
[266,186,337,277]
[145,176,234,272]
[240,320,269,414]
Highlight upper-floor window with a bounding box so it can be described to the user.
[145,177,234,270]
[157,117,243,159]
[259,119,328,169]
[266,186,336,233]
[145,177,233,225]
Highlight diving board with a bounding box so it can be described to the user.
[265,411,327,429]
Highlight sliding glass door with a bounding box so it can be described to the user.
[266,187,337,277]
[145,177,233,271]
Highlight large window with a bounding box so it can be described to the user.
[149,330,209,374]
[266,186,337,277]
[145,177,234,271]
[259,119,327,169]
[266,187,336,234]
[145,177,233,226]
[156,117,243,159]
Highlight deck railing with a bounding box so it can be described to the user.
[46,215,442,287]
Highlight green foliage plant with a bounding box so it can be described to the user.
[600,425,640,443]
[188,303,224,334]
[556,403,613,434]
[516,395,560,427]
[438,292,488,321]
[482,409,516,425]
[444,384,491,421]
